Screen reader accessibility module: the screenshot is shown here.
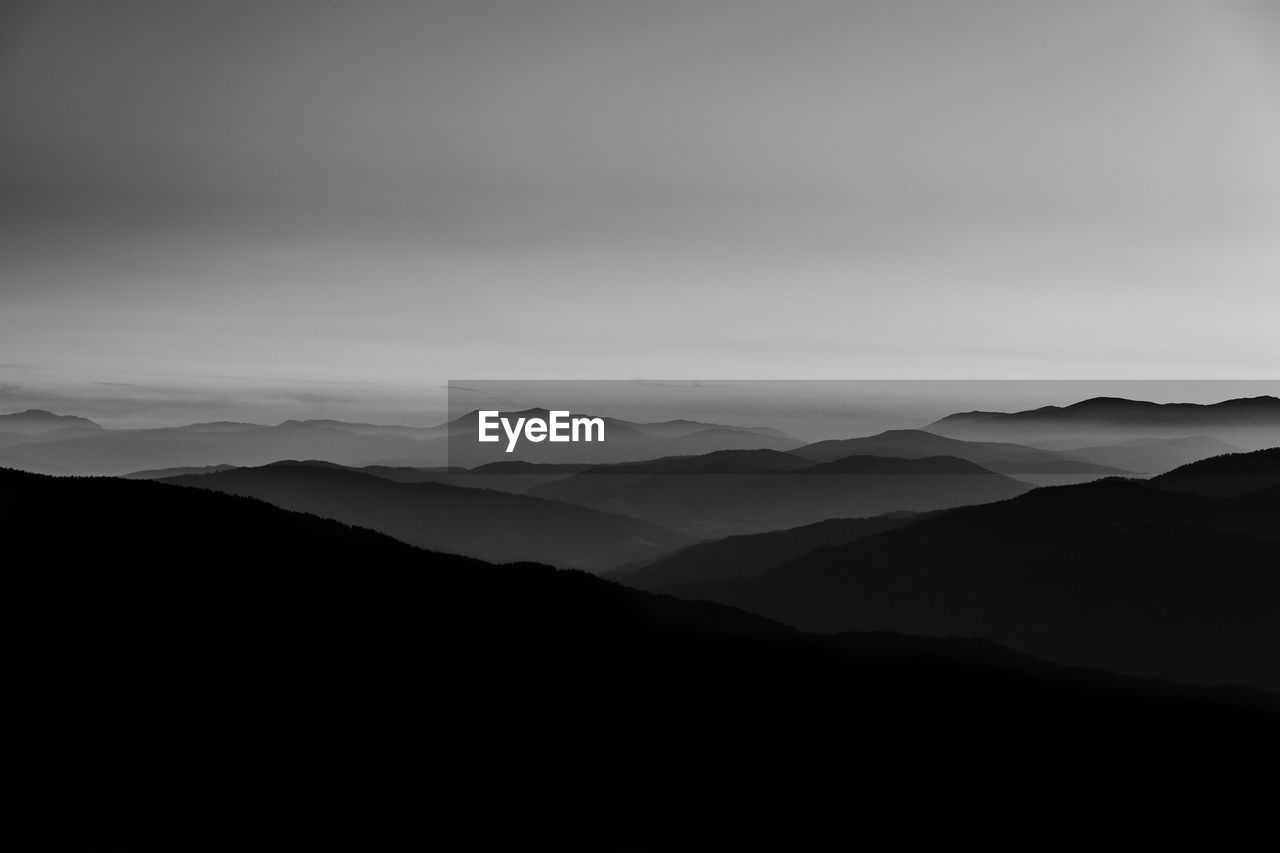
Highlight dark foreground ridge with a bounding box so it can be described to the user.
[2,467,1277,850]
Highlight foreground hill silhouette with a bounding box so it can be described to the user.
[160,461,692,572]
[1149,447,1280,498]
[2,466,1277,850]
[672,465,1280,691]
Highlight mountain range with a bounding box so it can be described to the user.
[792,428,1128,474]
[526,448,1031,535]
[421,407,806,466]
[3,464,1276,849]
[928,395,1280,449]
[661,449,1280,691]
[612,512,920,589]
[0,408,805,475]
[1049,434,1243,474]
[1,399,1266,477]
[160,460,692,572]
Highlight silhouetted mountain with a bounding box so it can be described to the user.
[928,395,1280,449]
[1056,435,1243,474]
[794,428,1126,475]
[0,408,102,434]
[613,513,918,590]
[1149,447,1280,498]
[529,451,1029,536]
[3,466,1277,850]
[161,461,691,572]
[674,476,1280,691]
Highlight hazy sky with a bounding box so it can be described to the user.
[3,1,1280,425]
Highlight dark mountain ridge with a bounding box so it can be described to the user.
[528,451,1031,536]
[161,461,692,572]
[2,466,1277,849]
[1149,447,1280,498]
[672,466,1280,691]
[613,513,921,589]
[794,428,1127,474]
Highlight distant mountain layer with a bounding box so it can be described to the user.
[1054,435,1243,474]
[0,421,439,475]
[430,408,806,467]
[794,429,1128,475]
[162,461,692,572]
[528,450,1030,536]
[0,409,102,434]
[927,395,1280,450]
[2,466,1277,848]
[123,464,240,479]
[672,455,1280,692]
[613,513,919,589]
[0,408,808,474]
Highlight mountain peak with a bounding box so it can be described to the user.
[0,409,103,433]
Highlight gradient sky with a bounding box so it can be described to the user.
[3,1,1280,426]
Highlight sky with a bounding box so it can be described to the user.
[3,1,1280,426]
